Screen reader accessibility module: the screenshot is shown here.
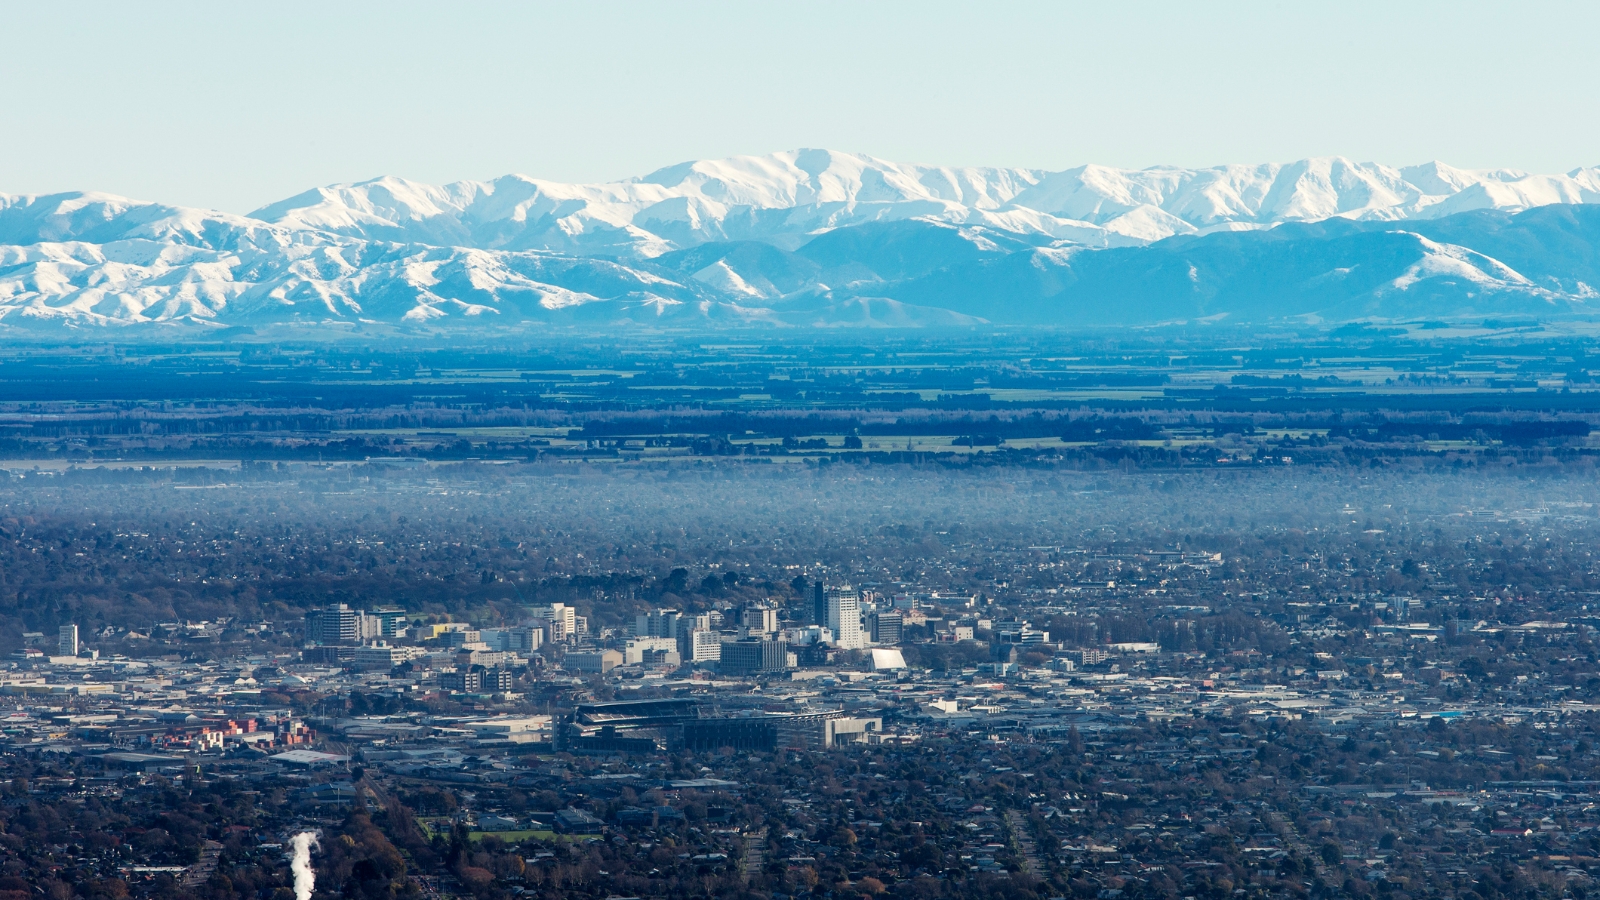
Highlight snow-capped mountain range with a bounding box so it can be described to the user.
[5,149,1600,330]
[247,151,1600,253]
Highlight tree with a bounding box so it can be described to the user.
[664,568,689,595]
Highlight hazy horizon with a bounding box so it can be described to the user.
[4,0,1599,212]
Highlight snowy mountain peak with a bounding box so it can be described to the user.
[635,148,1040,210]
[6,150,1600,331]
[235,151,1600,259]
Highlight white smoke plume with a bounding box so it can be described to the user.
[290,832,319,900]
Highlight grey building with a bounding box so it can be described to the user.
[869,609,903,645]
[305,604,359,645]
[719,638,789,675]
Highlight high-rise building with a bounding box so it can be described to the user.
[634,609,682,640]
[827,586,865,650]
[812,581,827,626]
[690,629,723,662]
[741,605,779,637]
[58,624,78,658]
[305,604,360,645]
[677,613,711,655]
[531,603,577,643]
[719,638,789,675]
[869,610,903,645]
[370,607,409,637]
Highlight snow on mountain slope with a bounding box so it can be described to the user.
[0,191,304,251]
[635,148,1038,211]
[243,151,1600,257]
[248,176,487,248]
[7,151,1600,331]
[248,151,1049,257]
[0,231,732,328]
[1006,159,1600,233]
[10,152,1600,265]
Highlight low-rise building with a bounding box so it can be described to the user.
[565,649,622,674]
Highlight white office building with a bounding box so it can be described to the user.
[782,625,834,646]
[826,586,865,650]
[624,636,680,664]
[689,629,723,662]
[740,605,779,637]
[530,603,577,643]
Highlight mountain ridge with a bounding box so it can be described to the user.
[4,150,1600,331]
[243,151,1600,255]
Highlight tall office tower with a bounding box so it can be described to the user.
[826,586,865,650]
[58,624,79,657]
[813,581,827,626]
[635,609,683,639]
[869,609,903,645]
[741,605,779,637]
[676,613,711,655]
[305,604,360,645]
[531,603,577,643]
[370,607,409,637]
[689,628,723,662]
[510,626,543,653]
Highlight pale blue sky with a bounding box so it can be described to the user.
[4,1,1598,212]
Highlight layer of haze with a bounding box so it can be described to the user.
[4,1,1598,213]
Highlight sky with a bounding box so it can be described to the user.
[3,1,1599,213]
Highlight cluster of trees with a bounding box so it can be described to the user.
[0,760,299,900]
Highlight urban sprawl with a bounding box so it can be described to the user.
[6,546,1600,900]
